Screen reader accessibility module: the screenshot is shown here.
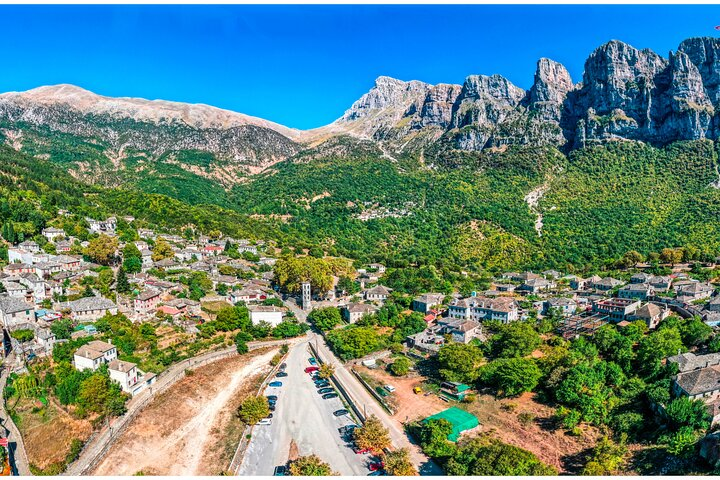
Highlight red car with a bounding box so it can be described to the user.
[304,366,319,373]
[352,446,371,455]
[369,462,384,472]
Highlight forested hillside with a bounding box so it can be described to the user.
[229,139,720,273]
[5,132,720,276]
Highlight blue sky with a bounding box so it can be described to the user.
[0,5,719,129]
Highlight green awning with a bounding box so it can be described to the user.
[423,406,479,442]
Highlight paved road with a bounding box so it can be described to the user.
[283,296,443,475]
[238,337,372,475]
[311,332,443,475]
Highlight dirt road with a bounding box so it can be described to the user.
[92,348,277,476]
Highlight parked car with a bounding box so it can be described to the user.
[308,357,317,365]
[273,465,287,476]
[333,409,349,416]
[318,387,335,394]
[338,424,356,435]
[276,372,288,378]
[304,366,319,373]
[269,404,276,412]
[368,470,386,476]
[266,395,278,401]
[369,461,384,472]
[322,393,339,400]
[257,418,272,425]
[315,382,330,389]
[268,381,283,387]
[384,385,396,393]
[279,363,287,371]
[352,445,371,454]
[413,386,422,394]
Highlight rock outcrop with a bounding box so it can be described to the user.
[331,36,720,155]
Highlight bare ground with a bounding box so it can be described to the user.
[357,364,598,474]
[91,347,277,476]
[14,397,93,471]
[464,392,599,474]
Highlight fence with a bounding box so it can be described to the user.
[309,342,367,424]
[350,368,395,415]
[65,340,288,475]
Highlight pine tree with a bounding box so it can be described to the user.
[116,267,131,294]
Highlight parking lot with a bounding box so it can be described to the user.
[237,338,373,475]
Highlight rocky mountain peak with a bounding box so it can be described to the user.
[529,58,573,105]
[338,76,431,123]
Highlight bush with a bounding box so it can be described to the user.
[388,357,411,376]
[237,396,270,425]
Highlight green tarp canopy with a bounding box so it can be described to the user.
[423,406,479,442]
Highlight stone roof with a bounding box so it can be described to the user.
[414,293,445,304]
[451,296,518,313]
[345,303,379,314]
[668,352,720,373]
[675,366,720,396]
[136,289,161,302]
[108,359,136,373]
[64,296,118,312]
[248,305,283,313]
[0,295,33,314]
[75,340,115,361]
[633,302,663,318]
[365,285,392,295]
[546,297,577,307]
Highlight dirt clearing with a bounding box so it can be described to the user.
[355,365,446,422]
[464,392,598,474]
[92,347,277,476]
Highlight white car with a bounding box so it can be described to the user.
[384,384,396,393]
[256,418,272,426]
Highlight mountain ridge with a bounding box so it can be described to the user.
[2,35,720,192]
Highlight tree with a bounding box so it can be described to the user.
[1,222,16,244]
[481,358,542,397]
[678,317,712,346]
[621,250,645,268]
[581,435,627,475]
[308,307,342,331]
[326,326,387,361]
[665,396,711,432]
[660,248,683,266]
[272,321,308,338]
[445,435,557,475]
[389,357,411,376]
[236,396,270,424]
[77,371,126,416]
[116,267,131,294]
[491,321,541,358]
[50,318,74,340]
[85,234,118,265]
[318,363,335,379]
[382,449,417,476]
[412,418,456,459]
[354,415,391,453]
[337,275,360,295]
[123,256,142,274]
[437,343,483,383]
[637,328,685,375]
[235,338,249,354]
[288,455,335,476]
[11,329,34,343]
[151,239,174,262]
